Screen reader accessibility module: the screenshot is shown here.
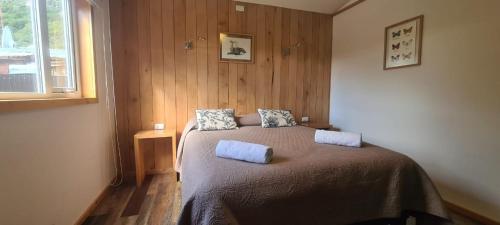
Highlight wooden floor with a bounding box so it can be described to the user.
[83,172,180,225]
[83,172,484,225]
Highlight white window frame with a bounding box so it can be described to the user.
[0,0,81,100]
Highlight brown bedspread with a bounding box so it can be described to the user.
[177,123,450,225]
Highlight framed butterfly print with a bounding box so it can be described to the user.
[384,15,424,70]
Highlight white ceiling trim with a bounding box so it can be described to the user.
[237,0,351,14]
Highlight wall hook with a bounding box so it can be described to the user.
[282,42,303,56]
[184,40,193,50]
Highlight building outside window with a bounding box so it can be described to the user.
[0,0,77,98]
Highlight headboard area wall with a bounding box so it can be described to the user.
[110,0,332,178]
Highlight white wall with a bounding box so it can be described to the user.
[330,0,500,221]
[0,1,117,224]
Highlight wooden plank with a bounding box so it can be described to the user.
[207,0,219,109]
[316,15,326,123]
[137,0,154,171]
[150,0,168,172]
[162,0,177,131]
[315,13,325,123]
[109,0,130,176]
[279,8,290,110]
[303,12,313,120]
[186,0,198,119]
[150,0,164,125]
[174,0,187,135]
[228,63,238,110]
[123,0,142,179]
[272,7,282,109]
[287,9,299,114]
[321,15,333,122]
[245,3,257,113]
[255,5,266,109]
[264,6,274,109]
[228,0,238,111]
[295,11,306,121]
[309,13,320,122]
[217,0,229,108]
[445,201,500,225]
[236,3,247,114]
[137,0,153,130]
[196,0,208,109]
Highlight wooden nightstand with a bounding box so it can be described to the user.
[134,129,177,187]
[300,122,332,130]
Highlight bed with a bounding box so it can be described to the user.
[175,114,451,225]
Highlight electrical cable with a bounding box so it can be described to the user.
[90,0,124,187]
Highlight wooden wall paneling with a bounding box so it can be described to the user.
[245,3,257,113]
[174,0,188,136]
[308,14,320,122]
[196,0,208,109]
[317,15,329,122]
[255,5,266,109]
[109,0,130,176]
[162,0,177,131]
[137,0,155,171]
[287,10,299,115]
[137,0,153,130]
[302,12,313,120]
[206,0,219,108]
[279,8,290,110]
[321,16,333,122]
[271,7,282,109]
[110,0,334,180]
[124,0,142,178]
[217,0,229,108]
[302,13,312,119]
[263,6,274,109]
[150,0,165,128]
[295,11,306,120]
[186,0,198,120]
[227,0,238,111]
[315,13,325,122]
[235,3,247,114]
[150,0,168,171]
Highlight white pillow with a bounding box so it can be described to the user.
[195,109,238,131]
[257,109,297,128]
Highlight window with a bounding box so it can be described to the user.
[0,0,79,99]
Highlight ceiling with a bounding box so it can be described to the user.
[237,0,351,14]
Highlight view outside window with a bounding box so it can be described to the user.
[0,0,74,94]
[47,0,74,91]
[0,0,40,93]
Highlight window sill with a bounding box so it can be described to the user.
[0,97,98,113]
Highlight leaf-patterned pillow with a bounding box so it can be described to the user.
[196,109,238,131]
[257,109,297,128]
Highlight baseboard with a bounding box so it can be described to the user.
[74,180,115,225]
[445,200,500,225]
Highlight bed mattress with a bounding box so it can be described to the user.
[176,122,450,225]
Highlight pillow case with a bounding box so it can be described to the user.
[257,109,297,128]
[196,109,238,131]
[235,113,262,126]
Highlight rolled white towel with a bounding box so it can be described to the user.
[314,130,362,148]
[216,140,273,164]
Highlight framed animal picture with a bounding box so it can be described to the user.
[384,15,423,70]
[219,33,254,63]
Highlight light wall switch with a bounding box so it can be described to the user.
[154,123,165,130]
[236,5,245,12]
[301,116,310,122]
